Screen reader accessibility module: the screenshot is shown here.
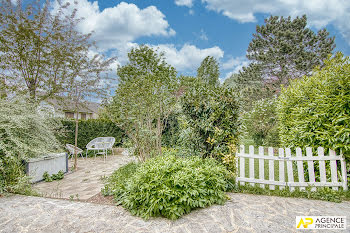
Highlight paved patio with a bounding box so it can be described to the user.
[1,193,349,232]
[34,149,135,200]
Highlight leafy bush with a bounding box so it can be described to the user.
[0,96,62,194]
[43,170,64,182]
[58,119,125,150]
[178,77,240,168]
[103,154,234,220]
[241,97,280,146]
[277,53,350,160]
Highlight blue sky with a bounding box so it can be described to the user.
[55,0,350,81]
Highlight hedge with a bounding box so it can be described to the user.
[277,52,350,159]
[58,119,125,150]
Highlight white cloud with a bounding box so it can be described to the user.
[222,56,250,79]
[202,0,350,44]
[52,0,175,51]
[152,44,224,72]
[175,0,194,8]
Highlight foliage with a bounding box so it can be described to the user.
[197,56,220,86]
[43,170,64,182]
[58,118,125,150]
[103,154,234,220]
[178,77,240,169]
[247,15,335,90]
[241,98,279,146]
[0,96,62,194]
[0,0,97,101]
[224,64,273,111]
[234,184,348,203]
[277,52,350,159]
[101,162,139,199]
[105,45,178,161]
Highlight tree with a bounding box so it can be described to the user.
[277,52,350,160]
[247,15,335,90]
[197,56,220,86]
[64,52,115,170]
[0,0,92,102]
[106,45,178,161]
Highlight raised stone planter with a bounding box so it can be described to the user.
[25,153,68,183]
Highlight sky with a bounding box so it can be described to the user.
[53,0,350,81]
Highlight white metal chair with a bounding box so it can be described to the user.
[66,144,84,160]
[86,137,115,161]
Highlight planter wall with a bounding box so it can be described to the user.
[25,153,68,183]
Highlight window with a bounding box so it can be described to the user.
[65,112,74,119]
[81,113,86,120]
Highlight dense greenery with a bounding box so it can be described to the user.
[197,56,220,86]
[241,98,279,146]
[105,45,178,161]
[0,96,62,194]
[178,77,240,170]
[225,15,335,112]
[102,153,234,220]
[58,119,125,150]
[277,53,350,159]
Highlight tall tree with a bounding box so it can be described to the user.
[106,45,178,161]
[197,56,220,86]
[64,52,115,170]
[0,0,92,102]
[247,15,335,89]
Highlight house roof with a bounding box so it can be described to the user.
[45,98,100,114]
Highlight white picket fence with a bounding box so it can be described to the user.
[236,145,348,191]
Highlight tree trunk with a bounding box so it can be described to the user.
[74,99,79,170]
[157,116,162,156]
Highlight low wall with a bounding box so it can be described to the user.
[25,153,68,183]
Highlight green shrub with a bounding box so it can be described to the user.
[102,162,139,201]
[103,154,234,220]
[277,52,350,160]
[178,77,240,169]
[0,96,62,194]
[241,97,280,147]
[43,170,64,182]
[58,119,125,150]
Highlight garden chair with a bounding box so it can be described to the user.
[66,144,84,160]
[86,137,115,161]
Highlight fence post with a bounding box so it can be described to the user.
[239,145,245,186]
[258,146,265,188]
[340,151,348,191]
[329,149,339,191]
[306,147,316,191]
[285,148,294,191]
[278,148,285,190]
[318,147,327,186]
[296,148,305,191]
[249,146,255,187]
[268,147,275,190]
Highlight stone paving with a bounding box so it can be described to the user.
[34,149,134,200]
[0,193,349,233]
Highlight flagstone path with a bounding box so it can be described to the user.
[1,193,349,233]
[34,149,134,200]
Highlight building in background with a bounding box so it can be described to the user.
[40,98,100,120]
